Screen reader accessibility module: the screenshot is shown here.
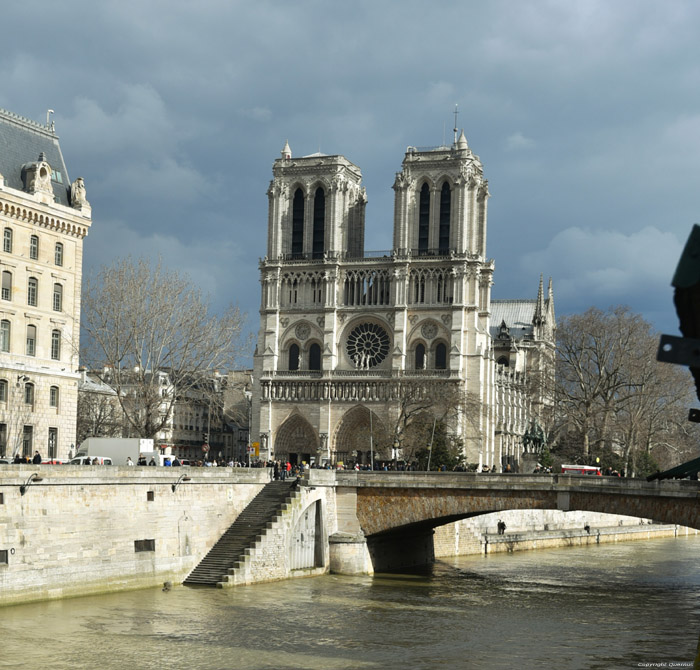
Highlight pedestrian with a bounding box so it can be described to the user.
[126,456,134,466]
[32,450,42,464]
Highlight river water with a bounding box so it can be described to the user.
[2,536,699,670]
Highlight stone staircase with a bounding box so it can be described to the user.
[184,480,298,586]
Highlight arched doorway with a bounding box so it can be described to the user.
[333,406,389,467]
[275,413,316,465]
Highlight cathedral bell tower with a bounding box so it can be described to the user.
[266,142,367,260]
[392,130,489,257]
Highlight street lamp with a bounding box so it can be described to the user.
[171,475,191,493]
[19,473,43,496]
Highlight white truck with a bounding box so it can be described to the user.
[73,438,157,466]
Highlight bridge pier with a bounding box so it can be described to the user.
[329,532,374,575]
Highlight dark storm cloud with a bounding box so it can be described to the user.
[0,0,698,344]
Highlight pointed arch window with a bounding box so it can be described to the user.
[415,343,426,370]
[309,343,321,371]
[291,188,305,257]
[312,187,325,259]
[418,183,430,254]
[435,342,447,370]
[288,343,300,371]
[439,182,451,253]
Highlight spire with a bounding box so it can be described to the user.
[456,129,469,151]
[281,140,291,160]
[534,274,545,326]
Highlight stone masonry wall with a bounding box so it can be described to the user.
[0,465,270,606]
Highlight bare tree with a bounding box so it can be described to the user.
[76,386,125,444]
[554,305,700,475]
[81,258,249,439]
[385,380,467,463]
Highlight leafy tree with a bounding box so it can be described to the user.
[415,421,465,471]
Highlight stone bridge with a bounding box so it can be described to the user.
[314,470,700,572]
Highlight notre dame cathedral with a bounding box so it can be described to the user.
[251,130,555,469]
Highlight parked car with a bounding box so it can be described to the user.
[68,456,113,465]
[0,458,9,464]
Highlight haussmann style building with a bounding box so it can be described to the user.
[0,109,91,460]
[252,131,555,469]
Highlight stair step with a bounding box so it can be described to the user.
[184,480,297,586]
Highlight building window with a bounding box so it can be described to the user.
[418,183,430,253]
[54,242,63,266]
[415,343,426,369]
[27,277,38,307]
[48,427,57,458]
[312,187,325,259]
[0,380,7,403]
[26,325,36,356]
[291,188,304,257]
[24,382,34,406]
[0,549,7,565]
[53,283,63,311]
[51,330,61,360]
[2,271,12,300]
[22,425,33,457]
[0,423,5,458]
[3,228,12,253]
[0,320,9,352]
[134,539,155,553]
[29,235,39,260]
[49,385,59,408]
[309,343,321,371]
[289,343,300,371]
[497,356,509,367]
[439,182,451,253]
[435,342,447,370]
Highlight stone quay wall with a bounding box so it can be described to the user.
[0,465,270,606]
[433,509,698,557]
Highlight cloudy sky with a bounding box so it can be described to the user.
[2,1,697,348]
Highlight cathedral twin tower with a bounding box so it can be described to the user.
[252,131,554,469]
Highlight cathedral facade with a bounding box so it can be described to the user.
[252,132,554,469]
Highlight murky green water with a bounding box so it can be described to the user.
[2,536,699,669]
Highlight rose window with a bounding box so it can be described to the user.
[346,322,390,368]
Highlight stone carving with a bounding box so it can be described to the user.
[441,314,452,326]
[421,321,438,340]
[280,317,289,328]
[409,315,419,325]
[316,317,324,327]
[295,322,311,341]
[70,177,88,208]
[23,154,53,196]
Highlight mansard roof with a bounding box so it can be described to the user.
[490,300,538,341]
[0,108,71,206]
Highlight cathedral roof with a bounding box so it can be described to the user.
[490,300,538,340]
[0,108,71,206]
